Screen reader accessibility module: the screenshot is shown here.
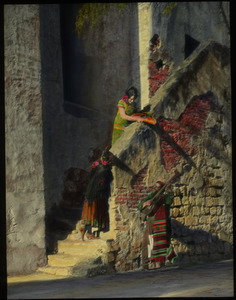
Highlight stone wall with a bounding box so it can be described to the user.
[5,3,232,276]
[5,3,141,275]
[40,3,140,212]
[108,41,232,272]
[146,2,230,102]
[5,5,47,275]
[151,2,230,67]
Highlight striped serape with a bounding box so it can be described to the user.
[150,206,177,264]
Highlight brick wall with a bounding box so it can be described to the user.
[159,92,213,171]
[149,62,170,98]
[114,167,150,231]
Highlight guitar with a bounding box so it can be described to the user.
[140,170,181,221]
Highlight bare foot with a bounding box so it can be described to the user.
[86,233,100,240]
[79,227,85,241]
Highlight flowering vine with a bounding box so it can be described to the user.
[91,155,108,169]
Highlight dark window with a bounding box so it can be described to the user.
[60,4,99,119]
[184,34,200,59]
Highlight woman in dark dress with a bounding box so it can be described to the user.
[80,151,113,240]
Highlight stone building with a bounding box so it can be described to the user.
[5,2,232,276]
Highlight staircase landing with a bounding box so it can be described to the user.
[38,221,112,278]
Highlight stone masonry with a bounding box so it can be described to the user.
[5,3,231,276]
[108,41,232,272]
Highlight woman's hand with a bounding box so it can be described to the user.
[142,200,152,208]
[136,117,144,122]
[119,107,144,122]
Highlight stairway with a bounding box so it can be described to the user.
[37,205,111,278]
[38,222,111,278]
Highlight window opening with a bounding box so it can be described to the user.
[184,34,200,59]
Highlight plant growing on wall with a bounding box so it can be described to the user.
[162,2,178,16]
[75,3,128,36]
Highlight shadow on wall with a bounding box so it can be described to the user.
[147,91,229,173]
[44,153,136,255]
[171,219,233,265]
[45,203,82,255]
[113,155,136,177]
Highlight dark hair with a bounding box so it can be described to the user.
[125,86,139,100]
[150,34,159,45]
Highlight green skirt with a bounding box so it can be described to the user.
[111,128,125,146]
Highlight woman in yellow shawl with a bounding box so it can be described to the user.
[111,87,145,146]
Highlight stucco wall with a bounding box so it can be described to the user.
[151,2,230,67]
[5,3,140,274]
[40,4,140,212]
[5,5,47,275]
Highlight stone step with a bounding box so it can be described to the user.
[72,264,109,278]
[38,218,111,278]
[38,263,109,278]
[47,253,101,267]
[64,233,80,242]
[67,229,110,240]
[58,238,108,251]
[37,266,73,277]
[57,244,106,256]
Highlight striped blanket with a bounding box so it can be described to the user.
[149,206,177,264]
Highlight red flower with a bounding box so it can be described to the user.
[122,95,128,102]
